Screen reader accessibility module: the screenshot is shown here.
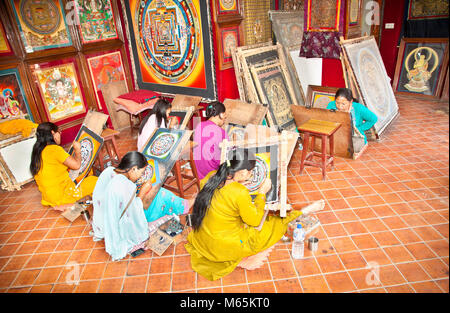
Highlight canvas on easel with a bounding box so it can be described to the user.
[168,106,195,130]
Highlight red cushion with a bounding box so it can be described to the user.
[117,89,160,104]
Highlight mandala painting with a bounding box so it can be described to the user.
[123,0,216,99]
[215,0,240,16]
[75,0,118,44]
[69,126,103,186]
[244,152,270,194]
[0,68,34,121]
[10,0,72,52]
[32,62,86,122]
[136,159,160,193]
[142,128,184,164]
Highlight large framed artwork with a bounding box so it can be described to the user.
[74,0,119,44]
[250,62,297,132]
[306,0,342,32]
[86,50,128,109]
[122,0,216,99]
[407,0,449,20]
[345,0,362,39]
[306,85,339,109]
[29,57,87,123]
[341,36,399,135]
[8,0,73,53]
[217,25,241,70]
[393,38,449,98]
[68,125,104,186]
[0,67,34,121]
[269,10,304,51]
[242,0,272,45]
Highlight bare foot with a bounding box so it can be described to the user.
[52,203,74,212]
[301,199,325,216]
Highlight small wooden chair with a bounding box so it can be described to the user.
[298,119,342,180]
[93,128,121,173]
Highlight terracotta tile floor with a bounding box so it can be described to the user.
[0,95,448,293]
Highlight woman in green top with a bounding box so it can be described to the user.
[327,88,378,144]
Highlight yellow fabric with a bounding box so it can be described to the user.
[34,145,97,207]
[185,171,302,281]
[0,119,38,138]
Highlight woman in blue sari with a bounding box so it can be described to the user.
[92,151,192,261]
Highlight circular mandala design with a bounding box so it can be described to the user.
[221,0,235,10]
[136,0,200,83]
[20,0,61,35]
[149,133,176,157]
[245,156,269,192]
[78,137,94,174]
[141,164,155,182]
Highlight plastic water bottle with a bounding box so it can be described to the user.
[292,224,305,259]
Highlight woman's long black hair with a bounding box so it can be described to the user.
[115,151,148,172]
[335,88,359,103]
[138,98,172,135]
[191,149,256,231]
[30,122,59,176]
[205,101,226,119]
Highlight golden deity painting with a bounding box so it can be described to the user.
[404,47,439,93]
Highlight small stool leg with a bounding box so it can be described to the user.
[173,160,185,198]
[189,148,201,191]
[321,135,327,180]
[299,132,310,175]
[329,133,335,170]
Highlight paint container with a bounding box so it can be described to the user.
[308,237,319,252]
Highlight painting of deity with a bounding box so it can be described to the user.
[86,50,127,108]
[218,25,240,70]
[32,62,86,122]
[0,68,34,121]
[75,0,118,44]
[123,0,216,99]
[306,0,342,32]
[9,0,72,53]
[269,10,304,51]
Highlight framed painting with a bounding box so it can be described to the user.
[8,0,73,53]
[223,98,268,126]
[213,0,241,18]
[342,36,399,135]
[168,106,195,130]
[86,50,128,110]
[269,10,304,51]
[0,17,13,56]
[306,0,342,32]
[345,0,362,39]
[250,62,297,131]
[141,128,185,165]
[74,0,119,44]
[306,85,339,109]
[122,0,216,99]
[29,57,87,123]
[407,0,449,20]
[280,0,304,10]
[242,0,272,45]
[218,25,241,70]
[0,67,34,121]
[68,125,104,186]
[393,38,449,98]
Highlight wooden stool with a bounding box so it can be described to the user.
[94,128,121,173]
[163,142,200,198]
[298,119,342,180]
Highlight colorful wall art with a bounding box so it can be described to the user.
[75,0,118,44]
[306,0,342,32]
[141,128,184,165]
[10,0,72,53]
[123,0,216,99]
[407,0,449,20]
[32,62,86,122]
[0,68,34,121]
[306,85,339,109]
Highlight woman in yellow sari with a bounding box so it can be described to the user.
[185,149,324,281]
[30,122,98,211]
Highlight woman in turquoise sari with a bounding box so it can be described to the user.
[327,88,378,144]
[92,151,191,261]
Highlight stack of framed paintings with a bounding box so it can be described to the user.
[393,38,449,99]
[139,128,193,202]
[220,127,299,222]
[340,36,399,137]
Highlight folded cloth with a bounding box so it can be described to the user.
[117,89,160,104]
[0,118,38,138]
[114,97,159,115]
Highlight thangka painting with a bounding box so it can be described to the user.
[306,85,339,109]
[345,0,362,39]
[343,37,399,135]
[269,10,304,51]
[242,0,272,45]
[74,0,118,44]
[214,0,241,16]
[393,38,449,98]
[9,0,72,53]
[68,125,103,186]
[136,159,161,194]
[141,128,184,165]
[122,0,216,99]
[0,68,34,121]
[32,61,86,122]
[407,0,449,20]
[251,63,297,132]
[306,0,342,32]
[280,0,304,10]
[218,25,241,70]
[86,50,127,109]
[0,18,12,55]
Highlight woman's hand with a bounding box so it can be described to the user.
[72,141,81,153]
[258,178,272,195]
[137,180,152,199]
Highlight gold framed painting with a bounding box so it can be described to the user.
[306,85,339,109]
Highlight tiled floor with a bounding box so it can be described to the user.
[0,95,448,293]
